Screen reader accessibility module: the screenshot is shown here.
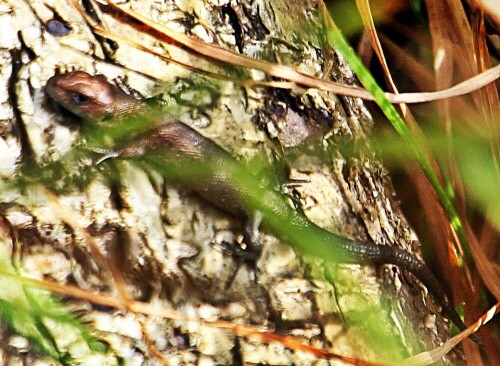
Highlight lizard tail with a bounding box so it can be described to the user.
[377,245,483,345]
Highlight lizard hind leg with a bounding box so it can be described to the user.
[242,211,263,261]
[221,212,263,290]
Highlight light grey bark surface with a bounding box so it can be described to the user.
[0,0,463,365]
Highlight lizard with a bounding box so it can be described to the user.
[45,70,478,343]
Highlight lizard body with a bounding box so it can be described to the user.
[46,71,474,341]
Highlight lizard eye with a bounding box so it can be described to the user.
[71,92,90,105]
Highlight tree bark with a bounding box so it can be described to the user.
[0,0,463,365]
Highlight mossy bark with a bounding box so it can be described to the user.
[0,0,463,364]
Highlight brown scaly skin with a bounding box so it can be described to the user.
[46,71,479,343]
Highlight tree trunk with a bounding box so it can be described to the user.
[0,0,464,365]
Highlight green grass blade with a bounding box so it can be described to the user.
[323,11,472,263]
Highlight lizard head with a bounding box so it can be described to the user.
[46,71,140,121]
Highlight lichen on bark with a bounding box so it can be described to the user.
[0,0,463,365]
